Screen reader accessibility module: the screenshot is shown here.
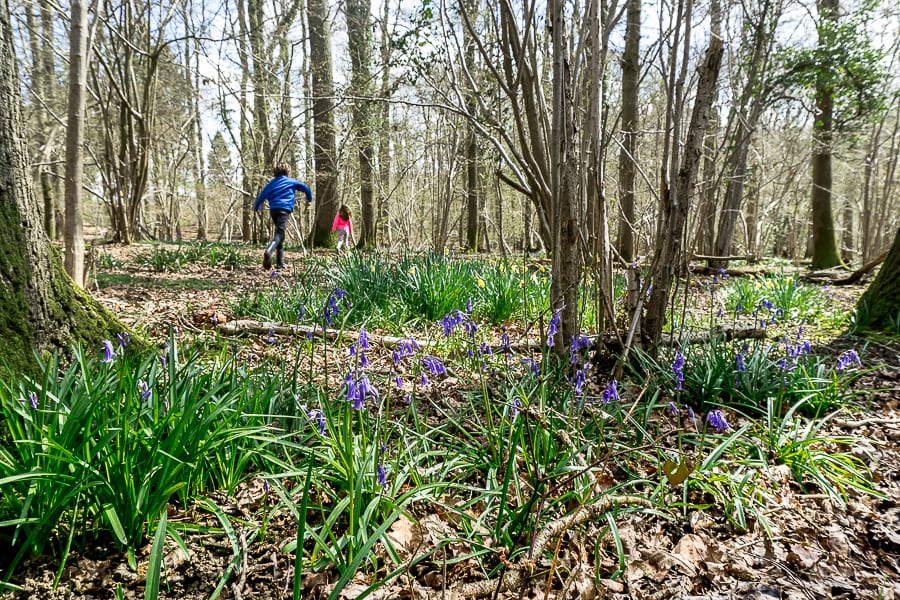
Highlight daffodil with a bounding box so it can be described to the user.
[408,265,417,275]
[477,277,486,288]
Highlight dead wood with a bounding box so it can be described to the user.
[801,252,887,285]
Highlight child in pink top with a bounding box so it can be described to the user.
[332,204,354,251]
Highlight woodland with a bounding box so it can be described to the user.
[1,0,900,597]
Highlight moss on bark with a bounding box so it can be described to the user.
[857,227,900,333]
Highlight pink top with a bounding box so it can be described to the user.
[332,214,353,236]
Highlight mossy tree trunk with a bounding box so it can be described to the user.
[856,227,900,332]
[0,0,125,375]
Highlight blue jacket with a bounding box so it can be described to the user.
[254,176,313,212]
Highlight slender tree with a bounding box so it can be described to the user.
[63,0,89,286]
[346,0,377,247]
[810,0,841,269]
[616,0,640,263]
[308,0,339,246]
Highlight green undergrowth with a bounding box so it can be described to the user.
[0,253,880,597]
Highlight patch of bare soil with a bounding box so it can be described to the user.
[3,245,899,599]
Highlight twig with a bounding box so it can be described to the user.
[422,495,655,598]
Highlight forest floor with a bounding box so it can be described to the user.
[3,243,900,600]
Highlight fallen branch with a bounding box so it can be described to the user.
[802,252,886,285]
[437,495,656,598]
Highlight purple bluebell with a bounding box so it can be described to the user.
[464,320,477,338]
[671,351,685,391]
[547,309,561,347]
[138,380,151,401]
[706,409,729,433]
[687,405,696,421]
[480,342,493,356]
[101,340,115,363]
[265,328,276,344]
[360,354,369,368]
[667,401,678,416]
[422,356,447,376]
[522,357,540,377]
[307,409,326,435]
[602,380,619,403]
[116,332,131,349]
[511,398,522,417]
[377,464,387,487]
[420,374,428,386]
[466,298,474,313]
[359,327,370,350]
[349,345,357,356]
[439,311,465,337]
[501,328,511,352]
[395,375,403,388]
[28,391,38,410]
[836,349,862,372]
[735,352,746,373]
[572,369,586,396]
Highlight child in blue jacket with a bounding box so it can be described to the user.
[253,163,313,269]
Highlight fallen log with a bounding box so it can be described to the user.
[801,251,887,285]
[218,320,766,351]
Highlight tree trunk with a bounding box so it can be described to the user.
[346,0,377,248]
[643,38,724,351]
[549,0,580,354]
[308,0,339,247]
[856,227,900,332]
[1,0,124,375]
[64,0,89,287]
[810,0,841,269]
[615,0,640,263]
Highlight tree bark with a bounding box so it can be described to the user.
[643,38,724,351]
[856,227,900,331]
[346,0,377,248]
[616,0,640,263]
[64,0,89,287]
[0,0,124,375]
[810,0,841,269]
[308,0,339,247]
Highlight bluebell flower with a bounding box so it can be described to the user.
[349,344,357,356]
[667,401,678,416]
[307,409,326,435]
[570,369,586,396]
[395,375,403,388]
[116,332,131,349]
[522,357,540,377]
[706,409,729,433]
[464,320,477,338]
[836,349,862,372]
[101,340,115,363]
[547,309,561,347]
[480,342,493,356]
[466,298,474,313]
[501,328,511,352]
[360,354,369,368]
[359,326,370,350]
[735,352,746,373]
[439,311,465,337]
[420,374,428,386]
[138,380,151,401]
[511,398,522,417]
[265,328,276,344]
[671,351,685,391]
[687,406,696,421]
[377,464,387,487]
[403,393,411,404]
[602,380,619,403]
[631,255,640,269]
[422,356,447,376]
[28,391,38,410]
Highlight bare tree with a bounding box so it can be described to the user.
[63,0,90,286]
